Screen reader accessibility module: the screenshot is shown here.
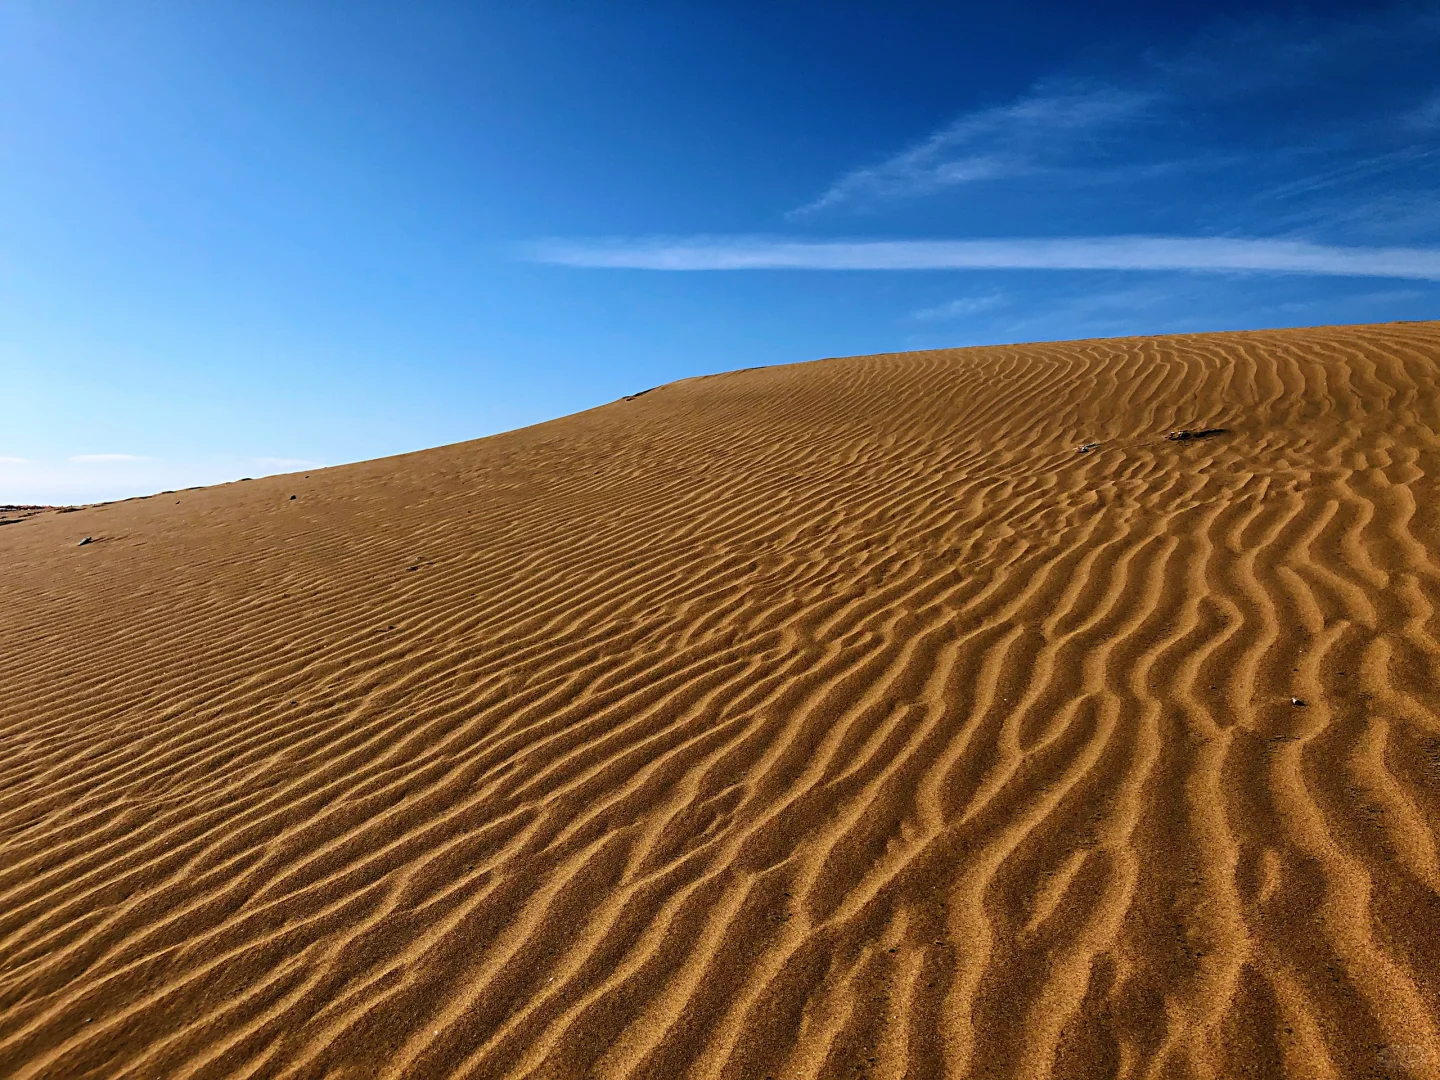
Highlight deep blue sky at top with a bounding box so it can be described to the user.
[2,0,1438,502]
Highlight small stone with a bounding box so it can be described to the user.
[1292,697,1306,707]
[78,536,94,546]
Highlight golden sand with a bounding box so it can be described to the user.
[3,322,1440,1078]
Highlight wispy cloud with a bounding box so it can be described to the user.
[531,235,1440,280]
[791,81,1152,216]
[0,455,30,464]
[910,293,1009,321]
[69,453,151,463]
[1271,286,1428,314]
[792,8,1440,226]
[1406,91,1440,129]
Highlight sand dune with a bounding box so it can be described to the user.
[4,322,1440,1078]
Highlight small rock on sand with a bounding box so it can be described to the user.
[1166,428,1227,442]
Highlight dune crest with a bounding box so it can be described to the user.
[4,322,1440,1078]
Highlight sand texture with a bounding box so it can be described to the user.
[4,322,1440,1079]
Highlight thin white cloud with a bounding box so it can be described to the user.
[0,455,29,464]
[792,81,1152,216]
[70,453,151,463]
[793,11,1440,220]
[1406,90,1440,129]
[911,293,1009,321]
[530,235,1440,280]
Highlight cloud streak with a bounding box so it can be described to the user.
[791,10,1440,222]
[1406,91,1440,129]
[69,453,151,463]
[791,82,1152,215]
[530,235,1440,280]
[911,293,1010,321]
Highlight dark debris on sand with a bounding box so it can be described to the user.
[1165,428,1228,442]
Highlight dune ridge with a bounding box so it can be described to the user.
[3,322,1440,1078]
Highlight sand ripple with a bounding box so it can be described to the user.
[3,323,1440,1077]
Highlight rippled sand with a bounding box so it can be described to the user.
[4,322,1440,1078]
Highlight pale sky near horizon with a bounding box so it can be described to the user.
[3,1,1439,504]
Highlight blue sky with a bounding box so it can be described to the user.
[2,1,1438,503]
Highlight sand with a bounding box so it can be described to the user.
[3,321,1440,1079]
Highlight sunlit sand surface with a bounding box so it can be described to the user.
[4,322,1440,1078]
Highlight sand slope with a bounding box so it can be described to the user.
[3,322,1440,1079]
